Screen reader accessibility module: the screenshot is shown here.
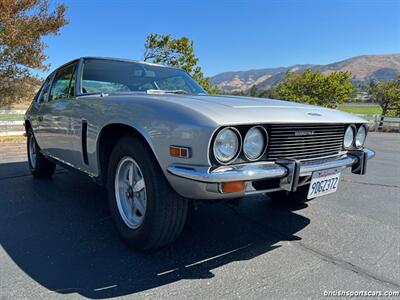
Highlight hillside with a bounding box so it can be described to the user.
[211,54,400,92]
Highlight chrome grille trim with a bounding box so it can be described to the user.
[267,124,345,161]
[273,140,340,150]
[269,137,343,144]
[269,146,343,153]
[270,133,344,138]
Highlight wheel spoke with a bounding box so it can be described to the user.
[133,165,141,181]
[134,197,145,215]
[128,163,134,186]
[133,179,145,192]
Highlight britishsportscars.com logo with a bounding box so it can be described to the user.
[324,290,400,297]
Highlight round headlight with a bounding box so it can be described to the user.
[213,128,240,164]
[343,125,355,149]
[355,126,367,148]
[243,126,267,160]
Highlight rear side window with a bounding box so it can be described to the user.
[49,63,77,101]
[36,76,52,103]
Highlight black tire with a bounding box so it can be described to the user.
[267,184,312,204]
[27,128,56,178]
[107,135,188,251]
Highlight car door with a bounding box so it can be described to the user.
[38,62,80,164]
[30,74,54,148]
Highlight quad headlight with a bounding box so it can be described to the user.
[213,127,241,164]
[243,126,268,160]
[343,125,355,149]
[355,125,367,148]
[344,124,367,150]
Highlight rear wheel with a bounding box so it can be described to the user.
[107,135,188,251]
[27,128,56,178]
[267,184,312,204]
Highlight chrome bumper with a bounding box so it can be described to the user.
[167,148,375,192]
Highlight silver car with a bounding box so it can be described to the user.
[25,57,375,250]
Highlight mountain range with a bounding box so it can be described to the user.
[210,54,400,92]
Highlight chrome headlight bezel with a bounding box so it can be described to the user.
[343,125,356,150]
[355,125,367,149]
[212,127,242,164]
[243,126,268,161]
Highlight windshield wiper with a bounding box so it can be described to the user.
[146,89,188,95]
[78,91,146,97]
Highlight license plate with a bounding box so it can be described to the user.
[307,168,341,199]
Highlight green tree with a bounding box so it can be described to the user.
[368,76,400,116]
[258,87,276,99]
[274,69,354,108]
[143,33,219,94]
[226,90,245,96]
[0,0,68,106]
[249,84,258,97]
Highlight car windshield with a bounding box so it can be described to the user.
[81,59,206,95]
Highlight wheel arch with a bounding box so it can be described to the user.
[24,120,32,132]
[96,123,160,185]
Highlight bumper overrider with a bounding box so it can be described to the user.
[167,148,375,199]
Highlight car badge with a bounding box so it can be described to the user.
[294,130,315,136]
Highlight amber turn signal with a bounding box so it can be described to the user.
[170,146,190,158]
[220,181,245,193]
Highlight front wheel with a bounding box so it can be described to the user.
[267,184,313,204]
[27,129,56,178]
[107,135,188,251]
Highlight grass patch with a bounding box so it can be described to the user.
[0,135,26,143]
[0,114,24,119]
[337,105,382,115]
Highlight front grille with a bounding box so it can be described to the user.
[267,124,345,161]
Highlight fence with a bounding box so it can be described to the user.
[0,120,25,136]
[358,114,400,132]
[0,109,25,137]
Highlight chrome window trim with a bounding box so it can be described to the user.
[75,57,84,96]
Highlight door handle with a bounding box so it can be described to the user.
[38,116,43,122]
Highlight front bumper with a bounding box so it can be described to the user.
[166,148,375,199]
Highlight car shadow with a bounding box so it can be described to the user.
[0,161,310,299]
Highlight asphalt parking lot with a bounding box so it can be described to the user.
[0,132,399,299]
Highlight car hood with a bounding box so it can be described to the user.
[147,94,366,125]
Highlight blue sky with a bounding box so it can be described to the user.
[43,0,400,77]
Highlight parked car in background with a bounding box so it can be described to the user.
[25,57,375,250]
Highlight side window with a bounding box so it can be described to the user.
[81,59,131,93]
[49,64,77,101]
[69,67,77,97]
[37,76,52,103]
